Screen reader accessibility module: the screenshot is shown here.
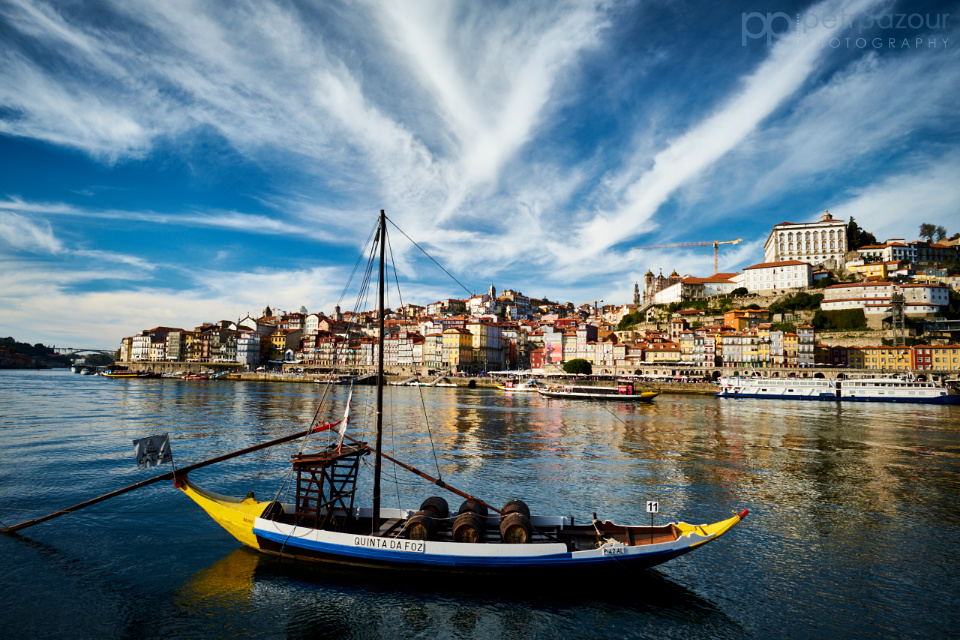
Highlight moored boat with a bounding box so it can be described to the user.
[168,211,743,574]
[538,381,660,402]
[716,374,960,404]
[178,472,747,573]
[497,379,540,392]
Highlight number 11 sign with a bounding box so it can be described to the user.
[646,501,658,544]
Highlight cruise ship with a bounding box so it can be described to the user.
[716,374,960,404]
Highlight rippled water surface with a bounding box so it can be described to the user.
[2,370,959,638]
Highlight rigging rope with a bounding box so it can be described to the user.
[386,216,473,298]
[386,230,445,482]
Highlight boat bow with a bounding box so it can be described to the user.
[177,477,278,550]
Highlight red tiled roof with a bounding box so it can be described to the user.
[744,260,810,270]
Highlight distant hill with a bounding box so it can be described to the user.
[0,337,72,369]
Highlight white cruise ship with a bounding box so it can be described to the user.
[716,374,960,405]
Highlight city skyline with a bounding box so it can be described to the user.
[1,0,958,347]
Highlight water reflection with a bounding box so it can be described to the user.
[170,547,745,640]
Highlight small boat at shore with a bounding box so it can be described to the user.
[102,370,161,378]
[496,379,540,392]
[538,381,660,402]
[716,373,960,404]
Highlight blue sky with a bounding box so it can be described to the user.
[1,0,958,348]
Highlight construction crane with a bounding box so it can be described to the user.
[631,238,743,275]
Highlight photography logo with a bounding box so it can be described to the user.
[742,11,950,48]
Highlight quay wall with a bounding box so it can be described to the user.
[115,361,956,397]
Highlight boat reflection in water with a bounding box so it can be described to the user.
[172,545,738,638]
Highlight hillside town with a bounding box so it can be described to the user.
[117,213,960,376]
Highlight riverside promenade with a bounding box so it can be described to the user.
[111,360,955,396]
[222,371,719,394]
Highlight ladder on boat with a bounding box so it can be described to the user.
[291,443,368,531]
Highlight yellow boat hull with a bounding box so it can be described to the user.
[178,479,275,550]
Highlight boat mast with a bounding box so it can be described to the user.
[372,209,386,532]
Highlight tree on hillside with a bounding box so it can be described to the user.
[919,223,948,242]
[847,217,877,250]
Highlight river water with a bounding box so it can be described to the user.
[1,369,958,639]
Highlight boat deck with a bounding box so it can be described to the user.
[267,511,680,550]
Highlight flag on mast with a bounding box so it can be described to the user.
[133,433,173,469]
[337,387,353,454]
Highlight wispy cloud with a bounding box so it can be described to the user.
[568,0,883,261]
[0,208,154,270]
[831,155,960,240]
[0,211,62,253]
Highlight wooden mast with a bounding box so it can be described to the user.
[372,209,386,532]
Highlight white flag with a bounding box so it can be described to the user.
[133,433,173,469]
[337,388,353,453]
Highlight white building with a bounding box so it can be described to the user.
[236,332,261,369]
[820,282,949,316]
[899,283,951,307]
[648,273,738,305]
[131,334,152,361]
[764,210,847,266]
[739,260,813,295]
[856,241,916,264]
[302,313,323,335]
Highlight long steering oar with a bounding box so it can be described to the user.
[1,422,339,535]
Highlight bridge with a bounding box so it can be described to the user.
[54,347,116,357]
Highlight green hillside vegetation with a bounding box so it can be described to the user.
[769,292,823,315]
[811,309,867,331]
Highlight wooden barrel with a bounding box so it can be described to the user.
[419,496,449,519]
[452,511,485,543]
[499,511,532,544]
[501,499,530,518]
[458,499,489,517]
[406,510,437,541]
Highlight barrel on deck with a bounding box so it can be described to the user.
[406,510,438,540]
[458,499,489,517]
[419,496,449,519]
[452,511,485,543]
[501,499,530,518]
[499,511,532,544]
